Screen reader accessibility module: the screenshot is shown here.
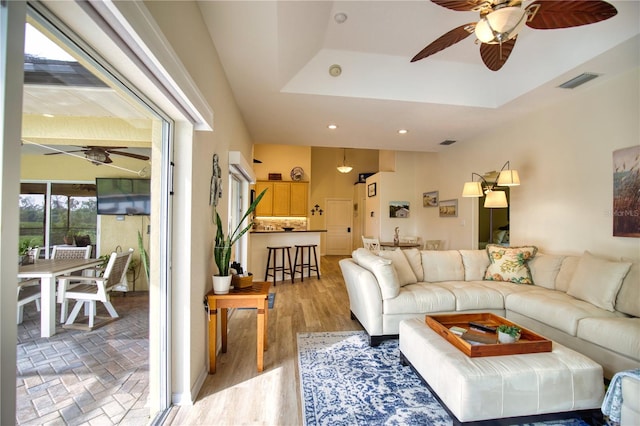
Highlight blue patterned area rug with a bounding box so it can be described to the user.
[297,331,591,426]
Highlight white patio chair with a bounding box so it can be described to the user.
[17,247,41,324]
[52,245,93,322]
[59,248,133,330]
[361,236,380,252]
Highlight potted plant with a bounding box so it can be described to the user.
[19,238,38,265]
[63,230,75,245]
[213,188,267,294]
[496,324,521,344]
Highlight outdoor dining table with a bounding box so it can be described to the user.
[18,258,102,337]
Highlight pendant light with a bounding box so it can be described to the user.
[337,148,353,174]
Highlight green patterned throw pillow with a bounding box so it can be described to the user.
[484,244,538,284]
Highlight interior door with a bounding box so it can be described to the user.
[325,198,352,255]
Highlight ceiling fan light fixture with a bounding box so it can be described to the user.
[85,149,108,164]
[474,7,527,44]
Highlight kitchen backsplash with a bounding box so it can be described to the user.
[253,218,307,231]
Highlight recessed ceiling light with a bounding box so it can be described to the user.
[328,124,338,130]
[334,12,348,24]
[43,113,54,118]
[398,129,408,134]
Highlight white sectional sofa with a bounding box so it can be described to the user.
[339,246,640,380]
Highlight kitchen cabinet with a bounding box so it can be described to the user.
[255,181,273,217]
[289,182,308,216]
[255,181,308,217]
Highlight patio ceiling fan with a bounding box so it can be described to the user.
[411,0,617,71]
[45,146,150,165]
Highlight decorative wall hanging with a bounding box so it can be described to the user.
[389,201,410,218]
[439,199,458,217]
[613,145,640,237]
[367,183,376,197]
[423,191,439,207]
[210,153,222,208]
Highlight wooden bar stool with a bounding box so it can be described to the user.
[293,244,320,282]
[264,246,293,286]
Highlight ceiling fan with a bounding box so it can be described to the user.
[411,0,618,71]
[45,146,150,165]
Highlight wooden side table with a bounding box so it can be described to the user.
[205,281,271,373]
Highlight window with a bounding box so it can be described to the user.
[20,182,96,257]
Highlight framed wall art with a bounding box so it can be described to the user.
[613,145,640,237]
[423,191,438,207]
[389,201,410,218]
[439,199,458,217]
[367,183,377,197]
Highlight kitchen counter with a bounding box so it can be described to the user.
[250,230,325,281]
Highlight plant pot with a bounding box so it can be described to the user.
[212,275,232,294]
[498,331,520,344]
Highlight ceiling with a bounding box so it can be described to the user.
[198,0,640,152]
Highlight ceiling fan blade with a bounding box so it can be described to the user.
[86,145,127,149]
[411,23,475,62]
[107,150,150,161]
[430,0,489,12]
[479,38,517,71]
[526,0,617,30]
[44,150,85,156]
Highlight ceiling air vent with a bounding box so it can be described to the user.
[558,73,599,89]
[440,140,457,146]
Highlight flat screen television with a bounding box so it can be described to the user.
[96,178,151,216]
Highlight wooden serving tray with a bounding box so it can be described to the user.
[425,313,552,357]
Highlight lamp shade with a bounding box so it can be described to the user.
[462,181,483,197]
[484,190,508,208]
[497,169,520,186]
[337,165,353,173]
[474,7,528,44]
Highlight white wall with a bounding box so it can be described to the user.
[426,67,640,260]
[143,1,255,404]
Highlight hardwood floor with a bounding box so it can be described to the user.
[167,255,362,425]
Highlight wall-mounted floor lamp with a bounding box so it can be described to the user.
[462,161,520,242]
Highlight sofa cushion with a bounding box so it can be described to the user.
[577,317,640,360]
[506,288,622,336]
[615,261,640,317]
[352,248,400,300]
[378,248,417,286]
[431,281,504,311]
[402,248,424,282]
[484,245,538,284]
[421,250,464,282]
[566,251,632,312]
[459,250,490,281]
[555,256,580,292]
[384,282,456,314]
[528,253,566,290]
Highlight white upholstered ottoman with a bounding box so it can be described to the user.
[399,317,604,425]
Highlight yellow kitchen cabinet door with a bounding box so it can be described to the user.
[255,181,273,216]
[289,182,308,216]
